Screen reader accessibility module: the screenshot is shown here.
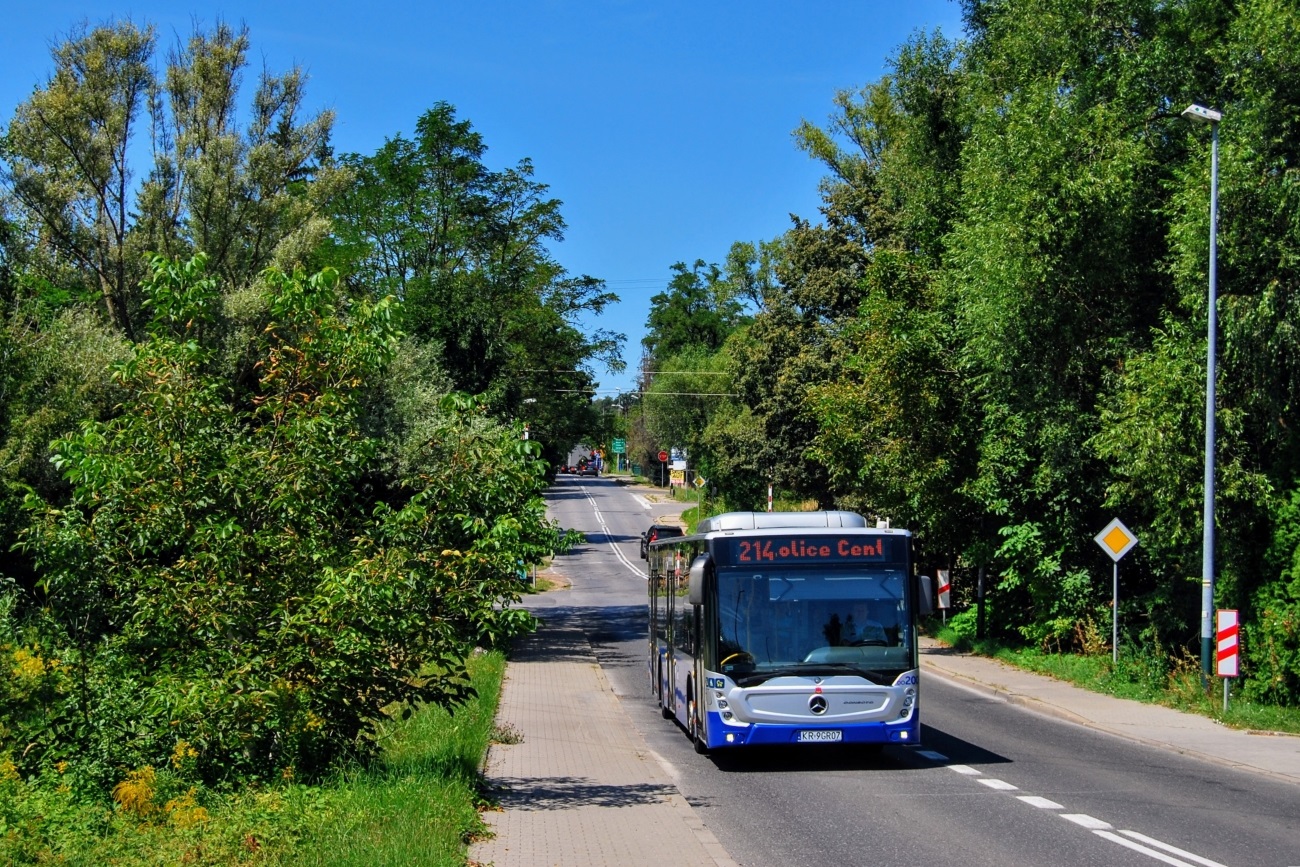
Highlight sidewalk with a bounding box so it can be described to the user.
[918,638,1300,787]
[470,619,738,867]
[471,625,1300,867]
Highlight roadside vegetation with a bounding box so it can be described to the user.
[4,1,1300,862]
[0,17,586,863]
[611,0,1300,715]
[0,651,506,865]
[929,620,1300,737]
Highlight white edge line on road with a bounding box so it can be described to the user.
[1119,831,1229,867]
[1094,831,1205,867]
[583,484,649,578]
[633,494,653,509]
[947,764,982,775]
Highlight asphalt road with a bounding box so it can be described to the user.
[537,476,1300,867]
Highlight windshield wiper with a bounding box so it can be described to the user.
[803,662,893,683]
[733,663,894,687]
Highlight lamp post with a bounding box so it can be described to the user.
[1182,102,1222,679]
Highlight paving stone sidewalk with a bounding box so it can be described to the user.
[470,620,738,867]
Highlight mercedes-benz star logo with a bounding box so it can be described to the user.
[808,695,828,715]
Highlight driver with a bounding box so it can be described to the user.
[843,604,888,645]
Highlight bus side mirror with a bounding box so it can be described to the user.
[917,574,934,617]
[687,554,711,606]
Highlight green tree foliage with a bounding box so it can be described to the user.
[642,259,747,361]
[324,103,622,468]
[945,1,1177,642]
[0,302,130,589]
[15,256,569,787]
[710,0,1300,696]
[136,20,340,289]
[1,21,155,338]
[1,20,337,340]
[793,32,976,554]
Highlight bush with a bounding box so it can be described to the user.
[14,256,573,790]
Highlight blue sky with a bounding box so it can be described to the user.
[3,1,965,396]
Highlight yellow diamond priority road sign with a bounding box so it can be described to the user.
[1095,517,1138,562]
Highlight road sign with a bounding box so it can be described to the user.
[937,570,951,609]
[1216,609,1239,677]
[693,474,707,489]
[657,450,669,462]
[612,438,626,454]
[1094,517,1138,562]
[1095,518,1138,663]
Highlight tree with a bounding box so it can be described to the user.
[1,21,155,338]
[642,259,747,362]
[325,103,623,468]
[137,20,340,290]
[2,19,338,341]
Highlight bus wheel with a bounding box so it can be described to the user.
[688,691,708,754]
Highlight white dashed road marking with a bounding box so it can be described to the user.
[976,778,1019,790]
[1117,831,1229,867]
[1062,814,1113,830]
[1017,796,1064,809]
[916,751,1229,866]
[1096,831,1228,867]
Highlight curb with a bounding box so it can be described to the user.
[921,658,1300,789]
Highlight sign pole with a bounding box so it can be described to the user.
[1094,518,1138,664]
[1112,562,1119,664]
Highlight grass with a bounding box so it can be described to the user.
[930,623,1300,736]
[0,651,507,866]
[284,651,505,866]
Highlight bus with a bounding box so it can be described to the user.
[647,511,931,753]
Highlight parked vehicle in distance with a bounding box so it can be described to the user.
[640,523,684,559]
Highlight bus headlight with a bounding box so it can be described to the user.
[902,687,916,707]
[717,699,729,709]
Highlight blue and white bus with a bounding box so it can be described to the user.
[648,511,931,753]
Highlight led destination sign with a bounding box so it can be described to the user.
[723,534,905,566]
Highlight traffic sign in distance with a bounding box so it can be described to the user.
[694,475,707,489]
[657,450,669,462]
[1094,517,1138,562]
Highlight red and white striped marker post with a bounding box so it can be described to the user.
[937,570,951,624]
[1216,609,1239,711]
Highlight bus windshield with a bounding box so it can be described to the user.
[716,565,912,679]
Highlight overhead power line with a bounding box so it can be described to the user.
[553,389,738,397]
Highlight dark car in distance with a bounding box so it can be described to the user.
[640,523,684,559]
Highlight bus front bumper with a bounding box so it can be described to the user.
[704,712,920,749]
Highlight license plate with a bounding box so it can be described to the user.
[797,730,842,743]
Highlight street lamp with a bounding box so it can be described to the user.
[1182,102,1222,679]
